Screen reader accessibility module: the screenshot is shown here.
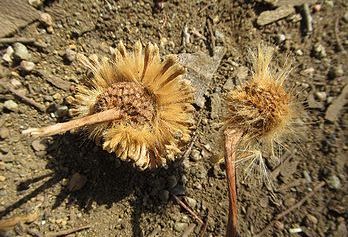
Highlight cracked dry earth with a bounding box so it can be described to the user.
[0,0,347,237]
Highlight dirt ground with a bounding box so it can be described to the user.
[0,0,347,236]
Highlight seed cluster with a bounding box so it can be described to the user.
[228,79,291,138]
[93,82,156,125]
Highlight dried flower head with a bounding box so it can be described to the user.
[72,41,194,170]
[225,45,301,181]
[24,41,194,170]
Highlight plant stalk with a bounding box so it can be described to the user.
[22,108,121,137]
[224,129,243,237]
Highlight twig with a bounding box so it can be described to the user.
[172,195,204,225]
[0,211,40,231]
[0,81,45,112]
[302,3,313,36]
[45,225,91,237]
[206,17,215,56]
[22,108,121,137]
[191,28,207,41]
[255,181,326,237]
[198,208,209,237]
[334,17,346,53]
[0,37,46,48]
[181,223,196,237]
[224,129,243,237]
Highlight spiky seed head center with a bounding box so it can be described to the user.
[93,82,156,125]
[229,79,291,137]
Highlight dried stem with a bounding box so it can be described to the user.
[224,129,243,237]
[46,225,91,237]
[22,108,121,137]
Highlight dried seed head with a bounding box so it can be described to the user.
[226,45,295,145]
[225,45,303,184]
[73,41,194,170]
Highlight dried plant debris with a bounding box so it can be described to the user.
[0,210,39,231]
[225,45,302,182]
[24,41,195,170]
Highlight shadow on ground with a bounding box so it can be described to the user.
[0,132,185,236]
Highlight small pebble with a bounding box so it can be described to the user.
[0,176,6,182]
[28,0,44,8]
[276,34,286,44]
[329,65,344,79]
[190,149,201,162]
[56,106,69,117]
[344,11,348,23]
[174,222,188,232]
[167,175,177,189]
[20,60,35,72]
[2,46,14,63]
[327,175,341,189]
[305,214,318,226]
[4,100,19,112]
[64,48,76,63]
[313,43,327,58]
[67,173,87,192]
[39,13,53,26]
[289,227,303,234]
[13,43,31,61]
[314,91,327,102]
[274,221,284,230]
[0,127,10,140]
[31,139,47,152]
[171,185,185,196]
[158,190,169,202]
[185,197,197,208]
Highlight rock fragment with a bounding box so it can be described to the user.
[257,6,295,26]
[19,60,35,72]
[325,84,348,122]
[3,100,19,112]
[13,43,31,61]
[0,127,10,140]
[67,173,87,192]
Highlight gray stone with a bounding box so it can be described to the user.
[185,197,197,208]
[167,175,177,189]
[56,106,69,117]
[13,43,31,61]
[223,79,234,91]
[31,139,47,152]
[158,190,170,202]
[67,173,87,192]
[190,149,201,162]
[2,46,14,63]
[194,95,205,109]
[0,127,10,140]
[305,214,318,226]
[28,0,44,8]
[4,100,19,112]
[171,185,185,196]
[314,91,327,102]
[329,65,344,79]
[257,6,295,26]
[174,222,188,232]
[313,43,327,58]
[327,175,341,189]
[39,13,53,26]
[64,48,76,63]
[20,60,35,72]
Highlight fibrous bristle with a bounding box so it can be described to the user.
[227,45,295,143]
